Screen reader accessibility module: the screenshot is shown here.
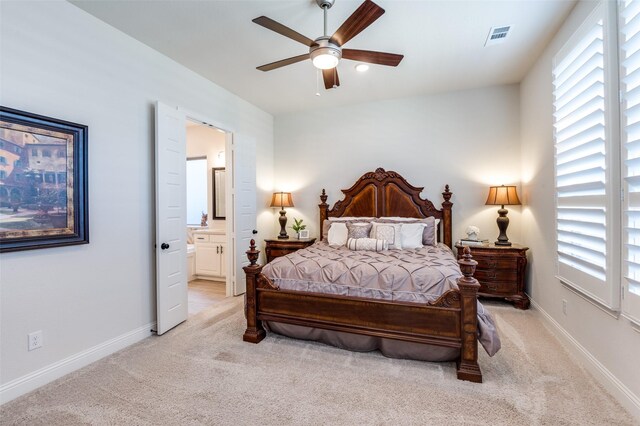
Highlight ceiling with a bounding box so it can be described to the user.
[71,0,576,116]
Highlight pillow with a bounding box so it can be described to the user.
[346,222,372,239]
[329,217,375,221]
[347,237,388,252]
[371,222,403,250]
[401,223,427,249]
[377,216,438,246]
[327,222,348,246]
[323,219,373,241]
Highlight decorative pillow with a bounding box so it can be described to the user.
[401,223,427,249]
[346,222,372,239]
[347,237,388,252]
[327,222,348,246]
[371,222,403,250]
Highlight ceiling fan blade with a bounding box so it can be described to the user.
[322,68,340,90]
[330,0,385,47]
[257,54,310,72]
[252,16,314,47]
[342,49,404,66]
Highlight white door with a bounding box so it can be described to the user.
[231,133,256,296]
[155,102,187,335]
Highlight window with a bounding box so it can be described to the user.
[42,150,51,157]
[57,150,65,158]
[553,2,621,310]
[31,148,38,156]
[0,171,6,179]
[186,157,208,226]
[0,156,6,165]
[621,0,640,323]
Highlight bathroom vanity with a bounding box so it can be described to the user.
[193,230,226,281]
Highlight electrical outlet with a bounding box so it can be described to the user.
[28,330,43,351]
[562,299,567,315]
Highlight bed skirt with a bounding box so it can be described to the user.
[266,321,460,362]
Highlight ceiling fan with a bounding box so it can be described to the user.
[252,0,404,90]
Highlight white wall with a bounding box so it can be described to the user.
[274,85,522,244]
[0,0,273,402]
[521,0,640,417]
[186,124,226,231]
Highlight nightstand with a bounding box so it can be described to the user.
[455,243,530,309]
[264,238,316,263]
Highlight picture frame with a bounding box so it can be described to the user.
[298,229,310,239]
[0,106,88,252]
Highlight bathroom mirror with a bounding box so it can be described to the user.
[212,167,225,220]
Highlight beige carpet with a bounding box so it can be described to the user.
[1,298,637,425]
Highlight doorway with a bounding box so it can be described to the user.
[155,101,256,335]
[185,119,227,317]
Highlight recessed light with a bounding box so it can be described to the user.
[355,64,369,72]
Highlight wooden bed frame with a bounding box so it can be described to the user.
[243,168,483,382]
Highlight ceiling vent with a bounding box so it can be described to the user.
[485,25,512,47]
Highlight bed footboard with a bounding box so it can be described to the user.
[242,240,482,383]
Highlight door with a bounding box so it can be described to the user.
[155,101,187,335]
[195,243,219,276]
[231,133,256,296]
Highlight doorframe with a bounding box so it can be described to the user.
[179,107,235,298]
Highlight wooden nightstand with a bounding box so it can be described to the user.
[264,238,316,263]
[455,243,530,309]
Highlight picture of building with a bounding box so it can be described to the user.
[0,127,68,231]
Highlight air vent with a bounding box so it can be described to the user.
[485,25,512,46]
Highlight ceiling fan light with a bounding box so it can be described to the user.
[312,52,340,69]
[355,64,370,72]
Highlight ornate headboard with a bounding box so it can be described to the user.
[318,168,453,248]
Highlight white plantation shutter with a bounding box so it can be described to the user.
[553,2,620,309]
[621,0,640,324]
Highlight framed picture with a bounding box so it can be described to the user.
[298,229,310,239]
[0,107,88,252]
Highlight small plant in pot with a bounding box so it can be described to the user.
[291,218,306,239]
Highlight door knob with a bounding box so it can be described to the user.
[161,243,170,250]
[252,229,258,234]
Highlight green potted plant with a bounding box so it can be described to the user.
[291,218,306,239]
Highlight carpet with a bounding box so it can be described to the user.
[1,297,636,425]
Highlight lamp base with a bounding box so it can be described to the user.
[494,207,511,246]
[277,209,289,239]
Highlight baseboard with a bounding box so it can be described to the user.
[0,322,155,405]
[530,298,640,420]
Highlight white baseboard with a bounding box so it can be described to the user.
[0,322,155,405]
[530,298,640,420]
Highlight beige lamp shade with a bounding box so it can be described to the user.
[270,192,294,209]
[485,185,521,206]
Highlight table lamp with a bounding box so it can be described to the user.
[270,192,294,239]
[485,185,521,246]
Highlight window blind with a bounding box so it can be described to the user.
[553,9,615,305]
[621,0,640,324]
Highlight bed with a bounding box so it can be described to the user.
[243,168,497,382]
